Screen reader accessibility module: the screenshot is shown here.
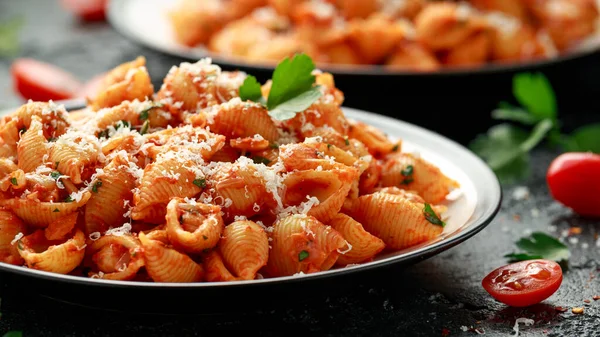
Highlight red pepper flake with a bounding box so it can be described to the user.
[555,306,568,312]
[593,295,600,301]
[441,328,450,337]
[584,299,591,304]
[568,227,582,235]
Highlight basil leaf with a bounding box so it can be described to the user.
[268,87,322,121]
[564,123,600,153]
[193,179,206,188]
[298,250,309,261]
[505,232,569,263]
[512,72,557,121]
[239,75,264,104]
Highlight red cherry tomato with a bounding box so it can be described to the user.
[60,0,108,22]
[11,58,82,102]
[482,259,563,307]
[547,152,600,217]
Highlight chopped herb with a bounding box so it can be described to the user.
[92,180,102,193]
[344,138,350,146]
[400,165,414,185]
[327,144,332,149]
[116,120,131,130]
[64,195,74,203]
[239,75,265,104]
[505,232,570,263]
[10,177,17,185]
[53,208,60,212]
[55,161,60,169]
[97,129,109,139]
[298,250,309,261]
[131,252,137,257]
[16,240,23,251]
[401,165,413,176]
[139,102,163,120]
[269,142,279,149]
[139,120,149,135]
[202,235,208,240]
[252,156,271,165]
[47,137,57,142]
[193,179,207,188]
[423,203,445,227]
[392,144,399,152]
[50,171,61,180]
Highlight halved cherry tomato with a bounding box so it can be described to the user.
[547,152,600,218]
[61,0,108,22]
[11,58,82,102]
[482,259,563,307]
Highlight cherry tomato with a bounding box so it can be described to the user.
[11,58,82,102]
[482,259,563,307]
[546,152,600,218]
[60,0,108,22]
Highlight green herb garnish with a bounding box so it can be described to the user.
[252,156,271,165]
[344,138,350,146]
[505,232,569,263]
[391,144,399,152]
[10,177,17,186]
[400,165,414,185]
[53,208,60,212]
[92,180,102,193]
[50,171,61,180]
[139,120,150,135]
[64,195,74,203]
[423,203,445,227]
[269,142,279,149]
[139,102,163,120]
[3,331,23,337]
[239,53,322,121]
[202,235,208,240]
[193,179,207,188]
[298,250,309,261]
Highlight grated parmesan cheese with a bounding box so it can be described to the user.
[105,223,132,237]
[10,232,24,245]
[512,318,534,336]
[89,232,101,241]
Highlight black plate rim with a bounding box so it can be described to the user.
[106,0,600,77]
[0,99,502,289]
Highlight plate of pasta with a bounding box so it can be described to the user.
[0,54,501,289]
[106,0,600,75]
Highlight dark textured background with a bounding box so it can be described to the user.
[1,1,599,336]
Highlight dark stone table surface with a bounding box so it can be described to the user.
[1,1,599,336]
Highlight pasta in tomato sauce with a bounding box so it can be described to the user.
[0,57,459,282]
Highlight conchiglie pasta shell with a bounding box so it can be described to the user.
[283,167,358,224]
[50,133,101,184]
[0,118,19,158]
[380,152,459,204]
[92,66,154,110]
[215,165,268,219]
[347,120,397,158]
[165,198,224,253]
[328,214,385,265]
[85,155,136,234]
[203,250,237,282]
[138,232,204,283]
[1,191,91,228]
[343,192,444,250]
[206,99,279,141]
[18,229,86,274]
[0,208,26,265]
[264,214,347,277]
[219,220,268,280]
[45,212,77,241]
[17,117,47,173]
[131,157,202,221]
[285,99,349,136]
[88,234,144,281]
[94,100,142,130]
[14,101,70,138]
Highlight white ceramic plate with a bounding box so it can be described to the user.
[107,0,600,76]
[0,99,501,288]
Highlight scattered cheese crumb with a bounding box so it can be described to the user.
[10,232,24,245]
[89,232,101,241]
[512,318,534,336]
[512,186,530,201]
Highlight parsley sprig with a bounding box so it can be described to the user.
[239,53,322,121]
[470,72,600,183]
[505,232,569,263]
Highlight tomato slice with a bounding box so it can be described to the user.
[547,152,600,217]
[482,259,563,307]
[61,0,108,22]
[11,58,82,102]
